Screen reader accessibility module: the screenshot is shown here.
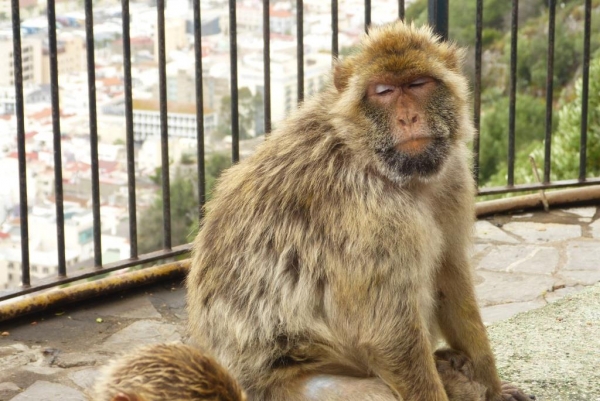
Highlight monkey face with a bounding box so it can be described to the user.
[362,76,458,181]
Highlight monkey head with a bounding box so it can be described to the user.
[332,20,473,183]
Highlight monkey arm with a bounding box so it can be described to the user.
[434,255,503,401]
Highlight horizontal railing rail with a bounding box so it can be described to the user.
[0,0,596,305]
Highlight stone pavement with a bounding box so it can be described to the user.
[0,206,599,400]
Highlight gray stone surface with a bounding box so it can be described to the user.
[561,206,597,218]
[475,270,557,306]
[54,352,99,368]
[558,270,600,286]
[101,320,181,352]
[475,221,519,243]
[480,299,546,324]
[10,381,87,401]
[502,222,582,243]
[544,285,586,303]
[21,366,62,376]
[0,382,20,391]
[91,294,162,319]
[488,283,600,401]
[2,207,600,400]
[69,368,100,390]
[564,240,600,271]
[591,219,600,239]
[478,245,559,275]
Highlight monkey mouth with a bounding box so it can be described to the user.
[394,137,433,154]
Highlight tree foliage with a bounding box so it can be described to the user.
[138,152,232,254]
[215,87,264,140]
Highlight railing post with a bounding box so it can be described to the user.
[428,0,448,41]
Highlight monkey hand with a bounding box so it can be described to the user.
[434,348,475,380]
[498,382,535,401]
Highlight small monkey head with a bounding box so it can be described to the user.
[333,20,471,183]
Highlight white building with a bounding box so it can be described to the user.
[132,99,217,141]
[0,33,42,89]
[239,50,332,124]
[0,203,95,289]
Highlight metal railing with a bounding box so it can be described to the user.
[0,0,596,304]
[473,0,598,195]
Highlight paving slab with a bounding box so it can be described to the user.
[53,352,100,368]
[91,293,162,319]
[478,245,559,275]
[10,380,87,401]
[20,366,62,376]
[475,221,519,243]
[557,270,600,286]
[560,206,597,218]
[480,299,547,324]
[100,319,181,353]
[564,240,600,271]
[475,270,558,306]
[502,222,582,243]
[591,218,600,239]
[0,382,20,391]
[68,368,100,390]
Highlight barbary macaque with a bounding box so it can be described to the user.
[90,343,247,401]
[186,20,532,401]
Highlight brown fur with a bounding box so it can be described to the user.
[90,343,246,401]
[435,349,486,401]
[186,20,529,401]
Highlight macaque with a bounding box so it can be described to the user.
[186,20,531,401]
[90,343,247,401]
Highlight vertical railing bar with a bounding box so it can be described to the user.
[193,0,206,219]
[365,0,371,31]
[297,0,304,103]
[157,0,171,250]
[121,0,138,259]
[507,0,518,187]
[229,0,240,163]
[332,0,338,59]
[472,0,483,185]
[263,0,272,134]
[11,0,30,287]
[84,0,102,267]
[543,0,556,184]
[46,0,66,275]
[427,0,449,40]
[579,0,591,181]
[399,0,405,20]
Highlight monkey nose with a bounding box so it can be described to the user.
[399,114,418,126]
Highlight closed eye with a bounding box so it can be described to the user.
[408,78,431,88]
[374,84,395,95]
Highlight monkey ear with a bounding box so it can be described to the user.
[111,393,141,401]
[333,60,351,92]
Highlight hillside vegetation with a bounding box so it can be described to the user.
[407,0,600,189]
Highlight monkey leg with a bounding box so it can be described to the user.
[263,352,489,401]
[266,374,397,401]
